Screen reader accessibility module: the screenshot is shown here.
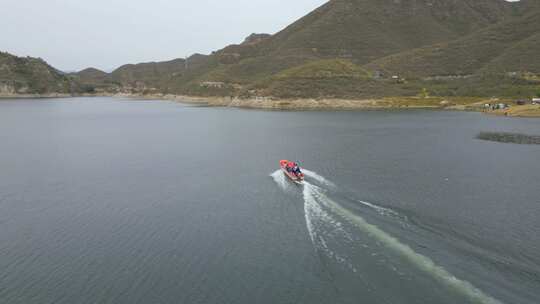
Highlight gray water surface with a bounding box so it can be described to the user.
[1,97,539,304]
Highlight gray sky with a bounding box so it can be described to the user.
[0,0,327,71]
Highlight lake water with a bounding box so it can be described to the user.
[1,97,539,304]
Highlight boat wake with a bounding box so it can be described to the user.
[271,169,503,304]
[302,182,358,273]
[302,169,336,188]
[270,170,290,192]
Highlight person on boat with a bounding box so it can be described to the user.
[292,163,302,176]
[285,162,292,172]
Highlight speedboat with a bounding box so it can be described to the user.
[280,160,304,184]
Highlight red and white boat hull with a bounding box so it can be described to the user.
[280,160,304,184]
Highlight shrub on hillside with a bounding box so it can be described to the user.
[419,88,429,98]
[81,85,96,94]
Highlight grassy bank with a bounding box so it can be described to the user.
[489,104,540,117]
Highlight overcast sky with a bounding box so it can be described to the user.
[0,0,327,71]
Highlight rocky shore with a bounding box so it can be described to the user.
[144,94,540,117]
[487,104,540,118]
[2,92,539,117]
[119,94,474,109]
[123,94,498,112]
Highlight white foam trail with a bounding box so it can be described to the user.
[303,182,357,272]
[304,170,402,220]
[303,183,353,242]
[303,183,502,304]
[303,169,336,188]
[357,200,400,218]
[270,170,289,191]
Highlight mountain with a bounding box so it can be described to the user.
[258,0,516,60]
[192,0,521,84]
[75,68,109,83]
[111,58,187,88]
[5,0,538,99]
[0,51,76,95]
[78,0,528,97]
[82,54,219,95]
[70,68,118,93]
[365,9,540,78]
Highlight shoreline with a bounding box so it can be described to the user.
[113,94,487,110]
[2,93,539,117]
[0,93,73,99]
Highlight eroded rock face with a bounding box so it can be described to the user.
[242,33,271,45]
[0,82,15,95]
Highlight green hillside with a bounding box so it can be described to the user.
[71,68,118,93]
[261,0,515,60]
[481,32,540,74]
[187,0,521,87]
[365,10,540,78]
[111,58,186,88]
[254,59,380,98]
[0,51,75,95]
